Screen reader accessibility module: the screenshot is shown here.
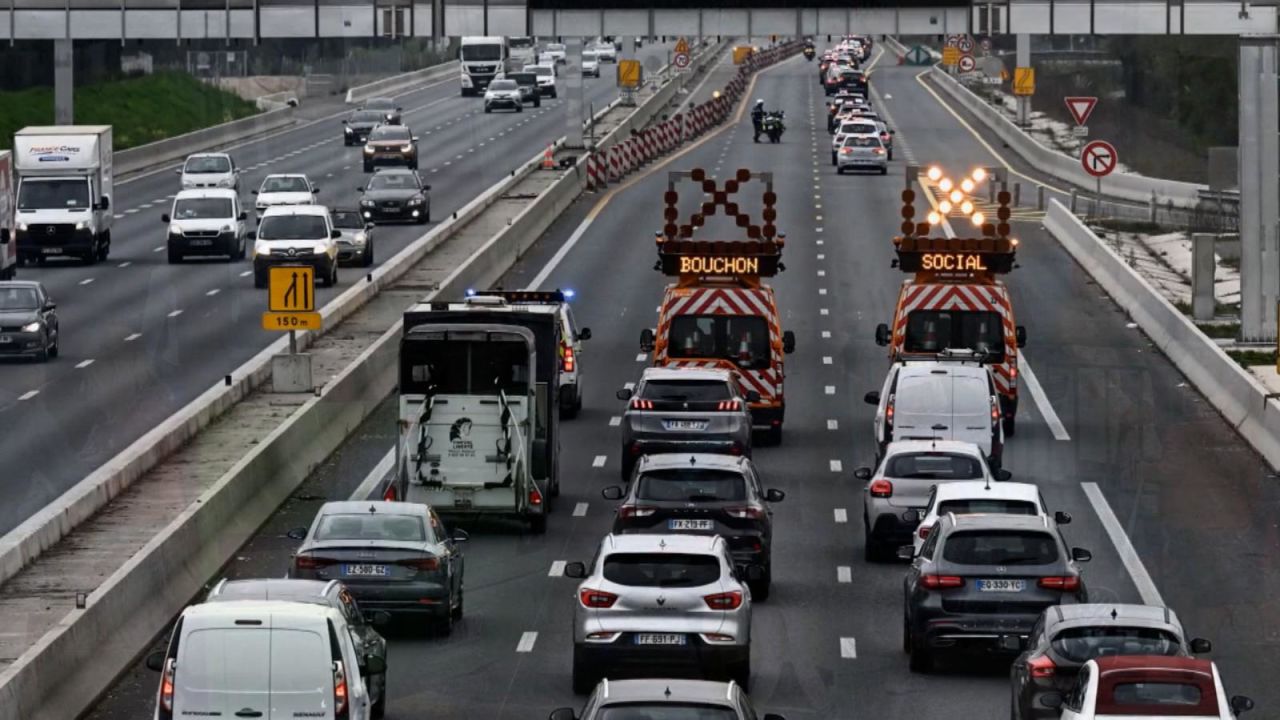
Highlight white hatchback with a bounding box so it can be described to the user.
[911,479,1073,555]
[253,173,318,213]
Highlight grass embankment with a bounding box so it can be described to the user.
[0,72,258,151]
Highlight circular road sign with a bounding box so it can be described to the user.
[958,54,976,72]
[958,36,974,52]
[1081,139,1118,178]
[673,52,691,69]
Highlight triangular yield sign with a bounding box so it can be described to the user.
[1064,96,1097,126]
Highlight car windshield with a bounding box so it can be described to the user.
[603,553,720,587]
[532,66,553,77]
[509,73,536,85]
[598,705,739,720]
[667,314,770,368]
[548,44,565,52]
[256,214,328,240]
[941,531,1059,565]
[261,176,309,193]
[370,126,410,142]
[844,136,881,148]
[364,98,395,110]
[351,111,383,123]
[636,469,747,502]
[640,380,731,402]
[314,513,428,542]
[583,52,597,60]
[903,309,1005,359]
[172,197,233,219]
[329,211,364,229]
[184,156,231,173]
[937,499,1039,516]
[489,80,517,91]
[842,123,878,135]
[368,174,417,191]
[0,287,40,311]
[884,453,984,479]
[1109,682,1203,707]
[18,178,89,209]
[1051,626,1183,663]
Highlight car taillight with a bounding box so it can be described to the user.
[618,504,657,519]
[333,660,349,719]
[579,588,619,608]
[529,487,543,507]
[992,399,1001,427]
[725,505,764,519]
[917,525,931,540]
[869,479,893,498]
[920,574,964,590]
[1027,654,1057,678]
[631,398,654,410]
[562,344,575,373]
[872,148,885,155]
[881,132,890,141]
[158,657,176,717]
[886,395,895,427]
[400,555,440,571]
[704,590,743,610]
[716,400,741,411]
[841,147,853,154]
[382,483,397,502]
[729,442,743,456]
[295,554,335,570]
[1038,575,1081,592]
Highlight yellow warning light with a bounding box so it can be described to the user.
[926,166,943,182]
[960,200,974,215]
[927,211,942,225]
[938,177,953,192]
[1011,237,1020,247]
[971,211,986,226]
[949,189,963,204]
[939,200,953,214]
[713,90,722,99]
[960,178,975,193]
[971,168,988,183]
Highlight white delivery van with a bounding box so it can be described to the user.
[146,600,378,720]
[0,150,16,279]
[12,125,113,265]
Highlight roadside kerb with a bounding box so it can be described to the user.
[0,42,728,720]
[345,61,461,104]
[1042,199,1280,470]
[114,106,297,175]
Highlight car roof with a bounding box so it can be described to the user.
[885,439,985,458]
[0,280,42,290]
[262,173,307,180]
[174,188,238,200]
[1045,603,1180,629]
[207,578,337,605]
[944,513,1052,532]
[1094,655,1212,674]
[260,204,330,218]
[933,480,1039,502]
[604,533,721,554]
[372,167,416,176]
[896,361,992,380]
[318,500,426,517]
[640,367,733,383]
[186,152,230,159]
[639,453,750,472]
[182,599,337,623]
[597,678,738,706]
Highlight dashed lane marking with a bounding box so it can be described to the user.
[840,638,858,659]
[819,288,827,295]
[635,353,647,361]
[624,381,635,391]
[1083,482,1163,605]
[825,385,835,395]
[609,416,621,427]
[75,359,94,369]
[18,390,38,401]
[830,459,843,472]
[823,356,833,364]
[820,309,829,315]
[834,508,848,523]
[822,331,831,338]
[207,288,221,296]
[827,419,838,430]
[548,561,566,577]
[240,270,253,277]
[817,270,825,277]
[592,455,607,468]
[118,262,131,268]
[125,333,142,342]
[517,632,538,653]
[837,566,852,583]
[574,502,589,517]
[153,246,164,253]
[79,278,94,285]
[167,309,183,318]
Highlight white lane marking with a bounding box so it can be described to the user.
[124,333,142,342]
[548,560,567,577]
[819,288,827,295]
[823,356,833,365]
[516,631,538,653]
[125,208,139,215]
[815,227,824,233]
[240,270,253,277]
[817,270,826,277]
[840,637,858,659]
[573,502,589,517]
[113,213,124,219]
[834,508,848,523]
[1082,482,1163,605]
[592,455,607,468]
[816,240,824,246]
[79,278,94,285]
[75,359,95,369]
[609,416,621,427]
[824,385,835,395]
[138,203,152,209]
[829,459,843,472]
[153,197,167,204]
[822,331,831,339]
[18,390,38,401]
[1020,358,1070,440]
[206,288,221,296]
[623,382,635,391]
[837,566,852,583]
[820,308,829,315]
[118,262,131,268]
[153,246,164,252]
[817,253,825,260]
[827,419,838,430]
[351,448,396,501]
[635,353,647,362]
[167,309,183,318]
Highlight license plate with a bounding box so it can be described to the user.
[669,519,713,531]
[344,564,389,577]
[634,634,686,646]
[189,239,213,246]
[454,488,474,508]
[978,579,1026,592]
[42,247,63,254]
[663,419,708,431]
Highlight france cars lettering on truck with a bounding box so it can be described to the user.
[12,125,113,265]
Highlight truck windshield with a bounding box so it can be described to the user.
[173,197,233,219]
[667,315,770,368]
[462,44,503,62]
[256,214,327,240]
[903,309,1005,361]
[401,336,531,396]
[18,178,89,209]
[508,37,535,49]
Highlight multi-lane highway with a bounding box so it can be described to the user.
[87,45,1277,720]
[0,45,672,537]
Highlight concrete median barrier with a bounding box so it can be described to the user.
[115,107,297,176]
[1042,199,1280,471]
[345,61,461,105]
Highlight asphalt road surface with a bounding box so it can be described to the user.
[87,49,1279,720]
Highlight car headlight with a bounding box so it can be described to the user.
[407,195,424,206]
[344,126,353,134]
[169,225,182,235]
[400,144,413,153]
[17,223,27,232]
[75,220,89,230]
[353,232,367,246]
[20,321,41,333]
[364,145,375,154]
[221,225,233,233]
[219,177,234,188]
[360,199,375,208]
[253,240,270,257]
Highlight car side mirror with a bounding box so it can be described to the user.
[44,301,56,311]
[564,561,587,579]
[237,212,247,221]
[639,328,655,352]
[1054,511,1072,525]
[853,467,872,481]
[330,229,342,239]
[424,185,432,191]
[1190,637,1212,653]
[364,655,387,674]
[365,223,374,230]
[342,119,349,124]
[616,387,633,401]
[782,330,796,354]
[549,709,577,720]
[247,231,256,240]
[578,327,592,341]
[896,545,915,560]
[451,529,470,543]
[1016,325,1027,348]
[144,651,166,672]
[1071,547,1092,563]
[412,136,420,142]
[863,391,880,405]
[161,214,171,223]
[356,187,364,192]
[901,508,921,524]
[175,168,182,174]
[601,486,624,501]
[1231,695,1255,715]
[312,187,320,194]
[765,488,785,502]
[397,107,403,112]
[762,715,787,720]
[874,323,891,346]
[97,195,110,210]
[745,390,761,404]
[250,189,259,195]
[890,129,896,134]
[996,469,1013,481]
[366,610,392,627]
[1039,693,1063,710]
[286,527,308,540]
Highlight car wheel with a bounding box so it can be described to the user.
[529,513,547,534]
[97,235,110,261]
[749,576,770,602]
[371,682,387,719]
[551,89,558,98]
[484,105,492,113]
[535,99,541,108]
[49,334,59,359]
[35,333,50,363]
[731,659,751,692]
[362,241,374,267]
[888,148,894,161]
[363,162,373,173]
[572,649,597,695]
[903,616,912,654]
[517,104,524,113]
[435,605,453,637]
[908,624,934,673]
[863,525,884,562]
[831,152,837,165]
[167,247,182,264]
[236,237,247,260]
[451,584,464,621]
[253,270,267,289]
[880,166,889,175]
[765,424,782,446]
[836,167,845,175]
[329,263,338,287]
[1003,415,1017,437]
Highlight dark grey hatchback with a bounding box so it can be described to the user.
[902,513,1091,673]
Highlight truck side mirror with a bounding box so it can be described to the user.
[639,328,655,352]
[144,651,166,672]
[875,323,891,346]
[330,229,342,239]
[250,189,259,195]
[1016,325,1027,347]
[782,330,796,354]
[311,187,320,194]
[237,212,247,221]
[247,231,256,241]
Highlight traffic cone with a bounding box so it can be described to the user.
[542,144,555,170]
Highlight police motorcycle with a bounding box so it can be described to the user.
[763,111,786,143]
[803,44,815,61]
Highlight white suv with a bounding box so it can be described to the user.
[250,205,340,289]
[564,533,755,694]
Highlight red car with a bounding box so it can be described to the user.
[1043,656,1255,719]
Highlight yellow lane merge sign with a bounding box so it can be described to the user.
[674,37,689,55]
[262,311,323,331]
[941,46,961,66]
[618,59,642,88]
[1013,66,1035,96]
[269,265,315,312]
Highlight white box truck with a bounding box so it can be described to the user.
[0,151,16,279]
[13,125,113,265]
[459,36,510,96]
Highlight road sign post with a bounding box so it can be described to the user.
[1081,139,1118,218]
[265,264,320,392]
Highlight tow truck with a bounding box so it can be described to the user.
[394,292,564,533]
[874,165,1027,434]
[639,168,796,444]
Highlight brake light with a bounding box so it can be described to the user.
[579,588,619,608]
[618,504,657,519]
[1010,366,1018,380]
[725,505,764,519]
[918,524,931,539]
[872,148,885,155]
[992,399,1001,426]
[880,132,890,141]
[529,487,543,506]
[1027,654,1057,678]
[886,395,895,427]
[400,556,440,571]
[631,398,654,410]
[704,590,743,610]
[716,400,741,411]
[920,574,964,590]
[159,657,175,716]
[1038,575,1081,592]
[333,660,349,718]
[840,147,853,154]
[729,442,743,456]
[869,479,893,498]
[295,554,336,570]
[382,483,397,502]
[562,344,575,373]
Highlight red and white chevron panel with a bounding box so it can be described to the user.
[891,282,1019,398]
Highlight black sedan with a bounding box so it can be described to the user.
[362,96,403,125]
[0,280,59,362]
[343,109,386,145]
[357,168,431,224]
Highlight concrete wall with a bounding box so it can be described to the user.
[344,59,458,104]
[114,106,296,175]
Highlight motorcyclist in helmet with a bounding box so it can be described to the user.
[751,99,766,143]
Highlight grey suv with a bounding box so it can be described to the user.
[903,513,1092,673]
[616,367,757,480]
[550,679,786,720]
[564,533,755,694]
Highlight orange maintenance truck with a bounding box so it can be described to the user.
[874,170,1027,434]
[640,169,796,444]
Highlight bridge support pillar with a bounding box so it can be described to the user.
[54,39,73,125]
[564,37,585,149]
[1239,35,1280,341]
[1015,33,1030,126]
